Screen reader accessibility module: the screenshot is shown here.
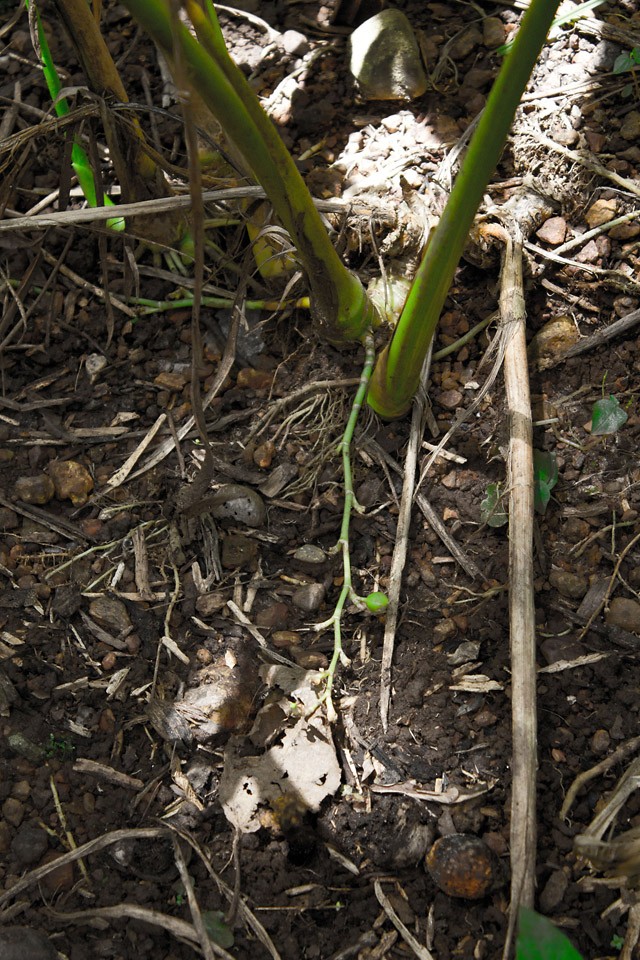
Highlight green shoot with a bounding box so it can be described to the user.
[516,908,583,960]
[533,449,558,515]
[614,47,640,74]
[26,0,123,228]
[590,395,628,436]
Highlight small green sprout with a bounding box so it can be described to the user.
[44,734,75,760]
[201,910,234,949]
[614,47,640,74]
[516,908,584,960]
[590,395,628,436]
[533,450,558,516]
[364,591,389,613]
[610,933,625,950]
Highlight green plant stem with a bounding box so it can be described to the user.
[315,333,376,721]
[121,0,377,342]
[367,0,561,418]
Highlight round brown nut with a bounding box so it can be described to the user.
[426,834,502,900]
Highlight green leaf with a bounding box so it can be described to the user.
[614,51,634,73]
[201,910,234,949]
[533,450,558,516]
[517,908,584,960]
[480,482,508,528]
[591,395,628,436]
[365,591,389,613]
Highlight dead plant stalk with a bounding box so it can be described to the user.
[490,224,537,958]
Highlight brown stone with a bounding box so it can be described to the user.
[536,216,567,245]
[585,198,617,228]
[154,371,188,391]
[48,460,94,505]
[236,368,274,390]
[39,850,74,894]
[606,597,640,634]
[14,475,55,505]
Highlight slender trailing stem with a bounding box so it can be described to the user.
[121,0,377,341]
[315,333,376,721]
[367,0,561,417]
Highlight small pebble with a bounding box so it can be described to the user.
[349,9,427,101]
[210,484,267,528]
[48,460,94,505]
[447,641,480,666]
[11,823,48,867]
[85,353,108,383]
[621,111,640,141]
[2,797,24,828]
[433,618,457,643]
[257,602,290,628]
[39,850,74,894]
[195,591,227,616]
[482,16,505,49]
[585,198,617,228]
[292,583,326,613]
[290,649,328,669]
[236,368,273,391]
[591,728,610,754]
[14,475,55,505]
[281,29,309,56]
[293,545,326,565]
[536,216,567,245]
[539,869,569,913]
[437,389,463,410]
[606,597,640,634]
[272,630,301,648]
[89,596,132,633]
[549,568,588,600]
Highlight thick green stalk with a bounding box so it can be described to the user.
[122,0,376,342]
[367,0,561,418]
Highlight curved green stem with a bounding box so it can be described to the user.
[315,333,376,721]
[367,0,561,417]
[121,0,377,342]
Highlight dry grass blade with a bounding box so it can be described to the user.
[0,826,172,908]
[172,835,217,960]
[48,902,235,958]
[374,880,435,960]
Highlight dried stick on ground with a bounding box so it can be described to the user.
[488,224,537,959]
[379,349,431,731]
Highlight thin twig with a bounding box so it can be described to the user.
[374,880,435,960]
[172,835,216,960]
